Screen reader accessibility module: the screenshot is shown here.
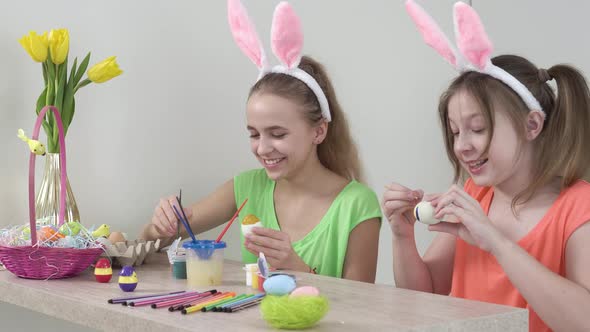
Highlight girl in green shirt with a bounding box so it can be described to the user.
[141,1,381,282]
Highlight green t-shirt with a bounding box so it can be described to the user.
[234,169,382,278]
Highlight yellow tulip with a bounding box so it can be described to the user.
[48,29,69,64]
[87,56,123,83]
[19,31,49,62]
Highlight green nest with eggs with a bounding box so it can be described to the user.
[260,294,329,329]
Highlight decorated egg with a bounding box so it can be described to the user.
[58,221,81,236]
[38,226,65,242]
[92,224,111,238]
[241,214,262,236]
[414,201,440,225]
[263,274,296,296]
[94,258,113,283]
[118,266,138,292]
[290,286,320,298]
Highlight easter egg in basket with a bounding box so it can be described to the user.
[58,221,82,236]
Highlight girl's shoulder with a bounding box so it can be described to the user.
[334,181,382,221]
[561,179,590,196]
[555,180,590,210]
[339,180,379,202]
[550,180,590,239]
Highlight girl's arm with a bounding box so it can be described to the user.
[393,231,455,293]
[433,185,590,331]
[140,179,237,246]
[493,223,590,331]
[342,218,381,283]
[383,183,455,292]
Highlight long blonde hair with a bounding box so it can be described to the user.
[248,55,364,182]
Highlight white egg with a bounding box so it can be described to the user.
[241,221,262,236]
[414,201,440,225]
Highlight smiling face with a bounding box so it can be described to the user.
[438,55,590,210]
[447,89,527,187]
[447,89,542,192]
[246,92,323,181]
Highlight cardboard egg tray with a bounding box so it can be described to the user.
[96,238,161,267]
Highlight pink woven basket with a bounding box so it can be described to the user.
[0,106,103,279]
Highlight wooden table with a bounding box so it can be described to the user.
[0,253,527,331]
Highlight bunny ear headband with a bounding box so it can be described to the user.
[228,0,331,122]
[405,0,545,118]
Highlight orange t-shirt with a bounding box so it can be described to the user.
[450,179,590,332]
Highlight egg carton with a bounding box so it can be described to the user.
[96,238,161,267]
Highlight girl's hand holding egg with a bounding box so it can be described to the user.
[241,214,262,236]
[414,201,441,225]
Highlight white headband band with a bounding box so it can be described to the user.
[406,0,545,118]
[264,65,331,122]
[228,0,332,122]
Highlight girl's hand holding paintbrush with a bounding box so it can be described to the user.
[140,180,241,243]
[151,195,194,237]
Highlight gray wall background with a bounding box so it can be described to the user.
[0,3,588,327]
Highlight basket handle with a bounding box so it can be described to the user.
[28,106,67,246]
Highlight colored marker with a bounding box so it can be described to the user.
[108,291,186,304]
[213,294,254,312]
[169,293,219,311]
[219,294,258,311]
[175,293,223,311]
[182,293,236,314]
[223,293,266,312]
[151,290,217,309]
[129,291,201,307]
[203,294,249,312]
[228,298,264,313]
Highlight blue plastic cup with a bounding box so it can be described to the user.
[182,240,227,287]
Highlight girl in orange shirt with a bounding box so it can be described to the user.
[382,2,590,331]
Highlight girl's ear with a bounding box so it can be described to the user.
[313,121,328,145]
[525,111,544,141]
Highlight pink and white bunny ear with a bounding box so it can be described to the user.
[228,0,267,69]
[453,2,493,70]
[405,0,457,67]
[271,1,303,69]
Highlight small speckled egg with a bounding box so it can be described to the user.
[414,201,440,225]
[263,274,296,296]
[118,266,138,292]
